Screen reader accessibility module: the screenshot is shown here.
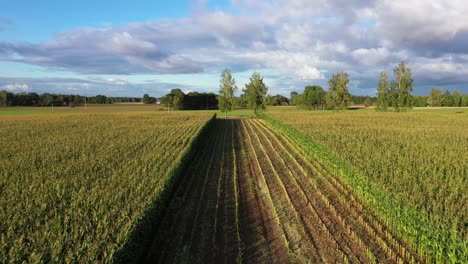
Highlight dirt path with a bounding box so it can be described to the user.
[143,118,422,263]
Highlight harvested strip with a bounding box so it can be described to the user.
[144,118,423,264]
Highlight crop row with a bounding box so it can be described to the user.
[146,117,421,263]
[145,118,242,263]
[265,111,467,263]
[244,118,422,263]
[0,112,214,263]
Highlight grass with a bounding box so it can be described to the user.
[0,104,164,115]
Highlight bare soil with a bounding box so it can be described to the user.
[143,118,423,263]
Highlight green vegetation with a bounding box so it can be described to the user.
[326,72,352,111]
[217,69,238,118]
[292,85,326,110]
[0,90,141,106]
[376,70,390,111]
[0,111,214,262]
[2,102,467,263]
[148,118,423,263]
[141,94,157,104]
[376,62,414,111]
[0,104,162,116]
[243,72,268,117]
[267,110,467,262]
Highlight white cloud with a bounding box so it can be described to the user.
[1,0,468,95]
[105,78,128,86]
[2,83,30,92]
[240,51,325,80]
[375,0,468,47]
[352,47,390,65]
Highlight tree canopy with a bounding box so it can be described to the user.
[326,72,351,111]
[217,69,237,118]
[390,62,414,111]
[376,71,390,111]
[243,72,268,117]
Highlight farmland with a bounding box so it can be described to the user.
[0,111,214,262]
[145,118,422,263]
[267,109,468,262]
[1,106,466,263]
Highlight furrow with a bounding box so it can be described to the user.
[250,119,359,263]
[258,119,420,263]
[240,119,291,263]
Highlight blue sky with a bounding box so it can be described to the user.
[1,0,468,97]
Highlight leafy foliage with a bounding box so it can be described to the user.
[428,88,442,106]
[326,72,351,111]
[390,62,414,111]
[243,72,268,117]
[376,71,390,111]
[141,93,156,104]
[294,85,326,109]
[217,69,237,118]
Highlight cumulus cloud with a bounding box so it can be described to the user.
[1,83,30,92]
[1,0,468,95]
[375,0,468,48]
[352,47,390,65]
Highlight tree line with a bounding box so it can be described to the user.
[158,89,218,110]
[420,89,467,107]
[0,91,142,107]
[2,63,467,111]
[291,62,468,111]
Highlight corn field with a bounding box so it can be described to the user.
[267,110,467,262]
[0,112,214,263]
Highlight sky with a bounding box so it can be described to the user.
[1,0,468,97]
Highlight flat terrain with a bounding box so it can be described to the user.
[2,105,465,263]
[145,118,421,263]
[268,110,468,262]
[0,104,162,116]
[0,111,214,262]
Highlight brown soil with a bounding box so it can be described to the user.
[143,118,423,263]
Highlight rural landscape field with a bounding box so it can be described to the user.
[0,106,466,263]
[2,0,468,263]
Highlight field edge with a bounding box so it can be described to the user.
[110,113,217,263]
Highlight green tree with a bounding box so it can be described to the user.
[390,62,414,111]
[304,85,325,110]
[160,94,174,110]
[413,96,427,107]
[452,90,462,107]
[326,72,351,111]
[293,93,305,108]
[266,95,277,106]
[462,95,468,106]
[290,91,298,105]
[376,71,390,111]
[170,89,185,109]
[0,90,13,107]
[428,88,442,107]
[441,90,453,106]
[243,72,268,117]
[142,93,151,104]
[364,97,373,107]
[217,69,237,119]
[236,94,248,108]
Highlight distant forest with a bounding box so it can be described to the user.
[1,88,467,109]
[0,91,141,107]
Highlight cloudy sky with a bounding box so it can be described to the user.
[1,0,467,97]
